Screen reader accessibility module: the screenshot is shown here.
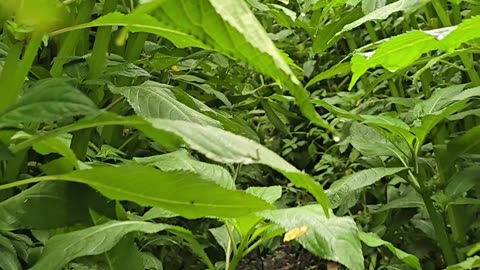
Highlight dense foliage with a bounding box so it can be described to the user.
[0,0,479,269]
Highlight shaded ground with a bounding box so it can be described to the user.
[239,244,342,270]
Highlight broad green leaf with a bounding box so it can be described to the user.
[0,78,97,128]
[349,16,480,88]
[349,122,410,162]
[133,149,235,190]
[258,205,363,270]
[360,115,415,147]
[11,112,329,213]
[246,186,282,204]
[110,81,221,127]
[0,182,112,231]
[306,62,351,88]
[359,232,421,270]
[447,256,480,270]
[448,125,480,160]
[327,167,406,208]
[362,0,386,14]
[413,85,466,118]
[339,0,430,36]
[19,134,79,170]
[30,220,211,270]
[18,166,273,219]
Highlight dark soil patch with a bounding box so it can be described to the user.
[238,244,342,270]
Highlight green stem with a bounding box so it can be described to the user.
[0,43,22,112]
[459,53,480,86]
[413,167,457,266]
[0,32,43,111]
[50,0,95,77]
[87,0,118,78]
[451,4,462,25]
[227,225,258,270]
[365,22,378,42]
[420,190,457,265]
[431,0,451,27]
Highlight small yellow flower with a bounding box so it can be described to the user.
[283,225,309,242]
[170,65,180,72]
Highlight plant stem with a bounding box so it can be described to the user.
[413,168,457,265]
[87,0,118,78]
[420,190,457,265]
[0,43,22,112]
[0,32,43,112]
[50,0,95,77]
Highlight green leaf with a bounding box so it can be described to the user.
[258,205,363,270]
[0,78,97,128]
[28,135,78,170]
[50,12,207,49]
[110,81,221,127]
[349,16,480,88]
[0,245,21,270]
[31,221,196,270]
[246,186,282,204]
[375,189,424,212]
[146,118,330,212]
[133,149,235,190]
[349,122,410,162]
[359,232,421,270]
[413,84,466,118]
[448,125,480,160]
[12,112,330,213]
[306,62,351,88]
[327,167,406,208]
[261,100,290,136]
[141,252,163,270]
[362,0,386,14]
[412,101,468,146]
[445,167,480,199]
[339,0,430,36]
[33,166,272,219]
[0,182,112,231]
[103,237,144,270]
[311,8,363,55]
[447,256,480,270]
